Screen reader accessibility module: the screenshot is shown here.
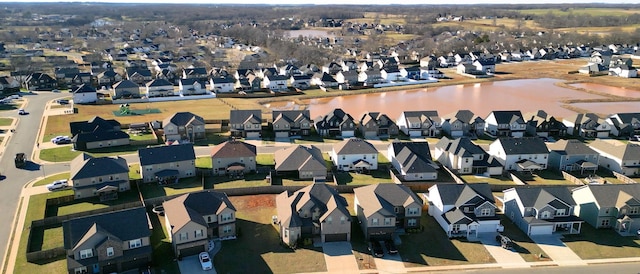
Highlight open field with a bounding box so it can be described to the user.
[515,8,640,17]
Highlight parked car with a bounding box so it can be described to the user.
[57,99,69,105]
[55,137,72,145]
[46,179,68,191]
[369,241,384,258]
[384,239,398,254]
[52,89,60,93]
[18,108,28,115]
[198,252,212,271]
[14,152,26,168]
[496,234,513,249]
[51,135,70,144]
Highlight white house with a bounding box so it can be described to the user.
[178,78,205,95]
[588,139,640,176]
[484,110,526,138]
[488,137,549,171]
[72,84,98,104]
[396,110,441,137]
[209,77,236,93]
[329,138,378,172]
[263,75,289,91]
[145,78,175,97]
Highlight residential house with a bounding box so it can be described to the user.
[163,191,236,257]
[588,139,640,176]
[70,72,93,89]
[0,76,20,94]
[96,70,122,89]
[263,74,289,92]
[358,112,399,138]
[229,109,262,138]
[321,62,343,75]
[428,183,501,238]
[311,72,339,88]
[276,183,351,246]
[55,67,80,85]
[210,77,236,93]
[547,139,599,174]
[182,67,208,83]
[138,144,196,183]
[488,137,549,171]
[380,66,403,81]
[274,145,327,180]
[69,116,130,150]
[178,78,205,95]
[440,110,485,138]
[62,207,152,274]
[162,112,205,142]
[578,63,608,75]
[70,153,130,200]
[125,67,153,86]
[435,137,503,176]
[472,59,496,74]
[607,112,640,137]
[523,110,568,137]
[145,78,175,98]
[396,110,441,137]
[572,184,640,234]
[289,75,312,90]
[419,66,445,79]
[354,184,422,240]
[609,64,638,78]
[484,110,526,138]
[314,108,356,138]
[358,70,384,85]
[329,138,378,172]
[210,140,257,176]
[563,113,611,138]
[335,70,359,86]
[387,142,439,181]
[271,110,312,138]
[111,80,140,99]
[72,84,98,104]
[503,186,583,235]
[24,72,57,91]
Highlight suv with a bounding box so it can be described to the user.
[46,179,68,191]
[370,241,384,258]
[384,239,398,254]
[14,153,26,168]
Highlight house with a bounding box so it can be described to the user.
[334,70,359,86]
[182,67,208,83]
[229,109,262,138]
[162,112,206,142]
[358,112,399,138]
[387,141,439,181]
[314,108,356,138]
[503,186,583,235]
[289,75,312,90]
[210,77,236,93]
[111,80,140,99]
[272,110,312,138]
[484,110,526,138]
[606,112,640,137]
[0,76,20,94]
[163,191,236,257]
[274,145,327,180]
[419,66,445,79]
[145,78,175,98]
[62,207,152,274]
[488,137,549,171]
[24,72,57,91]
[69,116,130,150]
[358,70,384,85]
[276,182,351,246]
[428,183,501,238]
[396,110,441,137]
[434,137,503,176]
[440,110,485,138]
[457,63,483,75]
[263,74,289,92]
[572,184,640,235]
[210,140,257,176]
[311,72,339,88]
[609,64,638,78]
[380,66,403,81]
[55,67,80,84]
[588,139,640,176]
[563,113,611,138]
[138,144,196,183]
[547,139,599,174]
[178,78,205,95]
[70,72,93,88]
[523,110,568,137]
[578,63,608,75]
[329,138,378,172]
[472,59,496,74]
[96,69,122,89]
[72,84,98,104]
[321,62,344,75]
[354,184,422,240]
[125,67,153,85]
[70,153,130,200]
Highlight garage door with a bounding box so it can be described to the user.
[529,225,553,235]
[275,131,289,138]
[324,233,348,242]
[179,245,206,257]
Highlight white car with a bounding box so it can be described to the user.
[198,252,212,271]
[46,179,68,191]
[51,136,70,143]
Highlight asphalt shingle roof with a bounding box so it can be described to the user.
[138,144,195,166]
[63,207,150,249]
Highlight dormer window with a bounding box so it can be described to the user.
[555,209,566,216]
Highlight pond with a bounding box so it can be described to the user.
[265,78,636,119]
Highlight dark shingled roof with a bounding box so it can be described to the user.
[489,110,525,124]
[494,137,549,155]
[163,112,204,127]
[229,109,262,125]
[431,183,495,206]
[112,79,139,89]
[508,186,576,209]
[332,138,377,155]
[72,130,130,143]
[70,153,129,180]
[575,184,640,208]
[546,139,598,156]
[211,140,257,158]
[138,143,195,166]
[63,207,150,249]
[163,190,236,231]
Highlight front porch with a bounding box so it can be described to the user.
[553,219,583,235]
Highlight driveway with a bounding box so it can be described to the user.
[477,233,529,269]
[530,235,586,266]
[322,242,359,273]
[373,251,406,273]
[178,254,217,274]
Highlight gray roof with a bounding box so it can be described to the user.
[489,110,525,124]
[546,139,598,156]
[70,153,129,180]
[146,78,173,87]
[272,110,310,124]
[589,139,640,161]
[276,183,349,229]
[163,112,205,127]
[210,140,256,158]
[431,183,495,206]
[394,144,437,174]
[73,84,96,94]
[163,190,236,231]
[574,184,640,208]
[112,79,139,89]
[435,137,486,158]
[508,186,576,209]
[138,144,195,166]
[230,109,262,125]
[275,145,326,172]
[72,130,130,143]
[354,184,422,218]
[63,207,150,249]
[494,137,549,155]
[333,138,377,155]
[179,78,199,85]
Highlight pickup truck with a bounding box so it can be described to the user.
[46,179,68,191]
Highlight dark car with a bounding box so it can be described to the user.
[384,239,398,254]
[370,240,384,258]
[496,234,513,249]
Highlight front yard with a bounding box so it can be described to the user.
[498,215,549,262]
[563,223,640,259]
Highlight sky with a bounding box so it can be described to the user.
[3,0,640,4]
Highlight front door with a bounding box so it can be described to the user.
[92,263,99,274]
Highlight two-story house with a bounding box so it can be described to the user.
[138,144,196,183]
[125,67,153,86]
[211,140,257,176]
[63,207,152,274]
[354,183,422,240]
[263,74,289,92]
[96,70,122,89]
[396,110,441,137]
[178,78,205,95]
[145,78,175,98]
[440,110,485,138]
[547,139,599,173]
[329,138,378,172]
[503,186,583,235]
[72,84,98,104]
[162,112,206,142]
[484,110,526,138]
[314,108,356,138]
[111,80,141,99]
[209,77,236,93]
[588,139,640,176]
[488,137,549,171]
[606,112,640,137]
[69,116,130,151]
[70,153,130,200]
[523,110,568,137]
[358,112,399,138]
[276,183,351,246]
[182,67,208,83]
[387,141,439,181]
[289,75,312,90]
[428,183,501,238]
[164,191,236,257]
[563,113,610,138]
[272,110,312,138]
[275,145,327,180]
[229,109,262,138]
[572,184,640,235]
[24,72,57,91]
[434,137,503,176]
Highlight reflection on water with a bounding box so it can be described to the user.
[266,78,635,119]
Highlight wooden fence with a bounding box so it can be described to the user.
[561,171,585,185]
[612,171,638,184]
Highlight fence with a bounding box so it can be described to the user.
[612,171,638,184]
[509,172,527,185]
[561,171,585,185]
[441,166,466,184]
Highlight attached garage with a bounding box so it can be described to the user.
[275,131,289,138]
[342,130,355,138]
[120,257,149,272]
[246,132,261,139]
[409,130,421,137]
[323,233,348,242]
[528,225,553,235]
[177,244,206,257]
[364,131,377,138]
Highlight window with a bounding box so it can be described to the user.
[340,216,346,224]
[79,249,93,259]
[541,211,552,219]
[129,239,142,249]
[480,208,491,216]
[327,216,333,224]
[384,218,391,225]
[408,207,418,215]
[408,219,417,227]
[601,219,610,227]
[179,232,188,241]
[223,225,232,234]
[630,207,639,214]
[452,224,460,232]
[106,247,114,257]
[222,213,233,222]
[555,209,566,216]
[207,216,212,223]
[74,267,87,274]
[372,218,379,225]
[195,229,204,238]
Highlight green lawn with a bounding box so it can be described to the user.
[0,117,13,126]
[256,154,275,166]
[461,174,516,185]
[196,156,212,169]
[563,223,640,259]
[515,170,573,185]
[40,226,63,250]
[498,215,549,262]
[333,170,392,185]
[33,172,71,187]
[148,209,180,273]
[209,173,271,189]
[39,146,83,162]
[129,133,158,142]
[139,176,205,199]
[129,164,142,180]
[46,190,142,218]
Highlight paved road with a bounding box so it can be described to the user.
[0,92,67,268]
[447,261,640,274]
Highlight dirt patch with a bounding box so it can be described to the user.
[228,194,275,209]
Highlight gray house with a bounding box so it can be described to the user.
[70,153,130,200]
[138,144,196,183]
[387,142,439,181]
[229,109,262,138]
[210,140,257,176]
[275,145,327,180]
[572,184,640,235]
[162,112,206,142]
[111,80,141,99]
[272,110,312,138]
[547,139,599,173]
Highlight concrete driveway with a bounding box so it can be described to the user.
[530,235,586,266]
[178,254,217,274]
[322,242,359,273]
[478,233,529,269]
[373,251,406,273]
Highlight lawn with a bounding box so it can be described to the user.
[461,174,516,185]
[129,132,158,142]
[563,223,640,259]
[33,172,70,186]
[399,213,495,267]
[209,173,272,189]
[148,209,180,273]
[516,7,640,17]
[45,190,142,218]
[515,170,573,185]
[0,117,13,126]
[333,170,392,185]
[139,176,205,199]
[498,215,549,262]
[215,195,327,273]
[39,143,158,162]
